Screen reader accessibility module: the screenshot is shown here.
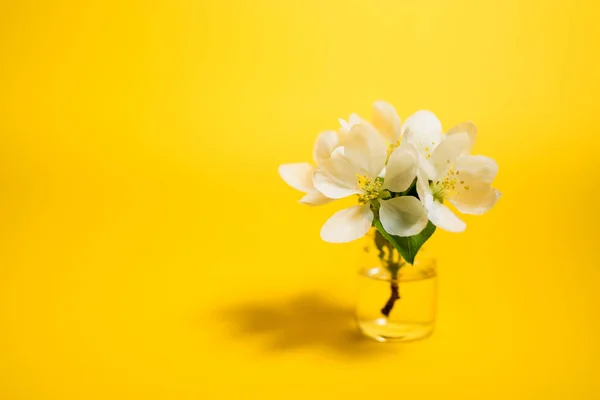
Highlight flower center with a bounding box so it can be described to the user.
[356,174,383,203]
[431,168,469,202]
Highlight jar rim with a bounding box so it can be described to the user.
[359,262,437,282]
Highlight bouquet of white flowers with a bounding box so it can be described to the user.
[279,101,500,318]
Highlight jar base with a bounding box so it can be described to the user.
[357,318,434,342]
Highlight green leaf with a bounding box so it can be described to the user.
[372,218,436,265]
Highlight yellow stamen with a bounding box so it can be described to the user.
[431,168,462,201]
[356,174,383,203]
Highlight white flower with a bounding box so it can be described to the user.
[278,131,340,206]
[403,111,501,232]
[313,123,428,243]
[338,100,402,145]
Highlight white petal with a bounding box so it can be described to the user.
[313,173,359,199]
[402,110,442,136]
[416,169,433,208]
[278,163,314,193]
[372,100,401,143]
[339,118,352,131]
[331,146,345,159]
[447,155,500,215]
[313,156,360,199]
[348,113,363,125]
[344,124,387,178]
[299,190,333,206]
[384,143,418,192]
[446,121,477,155]
[313,130,339,165]
[402,110,443,158]
[338,113,367,136]
[428,201,466,233]
[380,196,429,237]
[320,205,374,243]
[338,119,352,139]
[450,187,501,215]
[454,155,498,185]
[417,155,437,181]
[430,132,470,179]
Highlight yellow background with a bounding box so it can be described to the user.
[1,0,599,398]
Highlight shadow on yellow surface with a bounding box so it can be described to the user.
[217,292,393,358]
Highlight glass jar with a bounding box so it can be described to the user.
[356,229,438,342]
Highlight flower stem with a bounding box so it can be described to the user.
[371,213,405,317]
[380,268,400,317]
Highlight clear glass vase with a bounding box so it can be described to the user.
[356,229,438,342]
